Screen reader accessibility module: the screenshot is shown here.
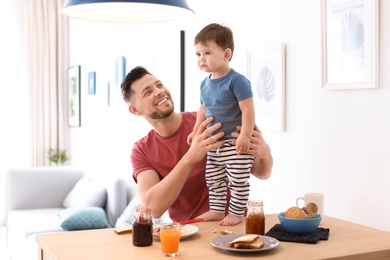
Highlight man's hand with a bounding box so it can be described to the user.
[185,117,224,164]
[232,125,269,159]
[232,125,273,179]
[187,131,195,145]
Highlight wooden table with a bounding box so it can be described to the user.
[36,214,390,260]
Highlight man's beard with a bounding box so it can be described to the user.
[148,103,175,119]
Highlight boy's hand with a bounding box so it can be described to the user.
[236,134,250,154]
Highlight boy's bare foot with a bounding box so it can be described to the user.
[219,214,243,226]
[197,211,224,222]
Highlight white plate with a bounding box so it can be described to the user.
[210,234,280,253]
[153,224,199,240]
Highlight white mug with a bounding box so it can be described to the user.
[296,192,324,215]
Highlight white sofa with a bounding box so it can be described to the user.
[5,167,133,260]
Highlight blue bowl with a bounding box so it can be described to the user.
[278,212,322,234]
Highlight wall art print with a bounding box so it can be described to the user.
[154,30,185,112]
[247,43,286,132]
[68,65,81,127]
[88,71,96,95]
[321,0,379,89]
[115,56,126,89]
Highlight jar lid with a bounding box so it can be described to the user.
[247,200,263,206]
[133,205,152,223]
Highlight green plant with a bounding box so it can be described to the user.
[49,148,69,165]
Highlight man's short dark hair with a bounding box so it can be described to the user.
[121,66,151,104]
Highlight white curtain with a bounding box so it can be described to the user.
[28,0,69,166]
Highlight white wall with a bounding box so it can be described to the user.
[67,0,390,231]
[0,0,30,225]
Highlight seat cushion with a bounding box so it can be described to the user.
[7,208,64,237]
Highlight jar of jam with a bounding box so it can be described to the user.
[245,200,265,235]
[132,205,153,247]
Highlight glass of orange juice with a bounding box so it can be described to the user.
[159,223,181,257]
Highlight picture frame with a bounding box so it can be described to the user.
[321,0,379,89]
[68,65,81,127]
[88,71,96,95]
[154,30,185,112]
[107,81,110,107]
[115,56,126,89]
[247,43,286,132]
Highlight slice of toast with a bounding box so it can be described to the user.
[114,225,132,235]
[233,239,264,249]
[228,234,259,247]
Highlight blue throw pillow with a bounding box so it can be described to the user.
[59,207,109,231]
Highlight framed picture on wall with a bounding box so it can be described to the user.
[321,0,379,89]
[247,43,286,132]
[154,30,185,112]
[88,71,96,95]
[107,81,110,107]
[115,56,126,89]
[68,65,81,127]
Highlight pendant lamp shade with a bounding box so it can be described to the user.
[60,0,194,23]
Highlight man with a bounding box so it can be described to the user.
[121,66,273,226]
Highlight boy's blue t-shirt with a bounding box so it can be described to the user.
[200,69,253,140]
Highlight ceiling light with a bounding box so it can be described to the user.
[60,0,194,23]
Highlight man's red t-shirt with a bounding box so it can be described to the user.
[131,112,209,222]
